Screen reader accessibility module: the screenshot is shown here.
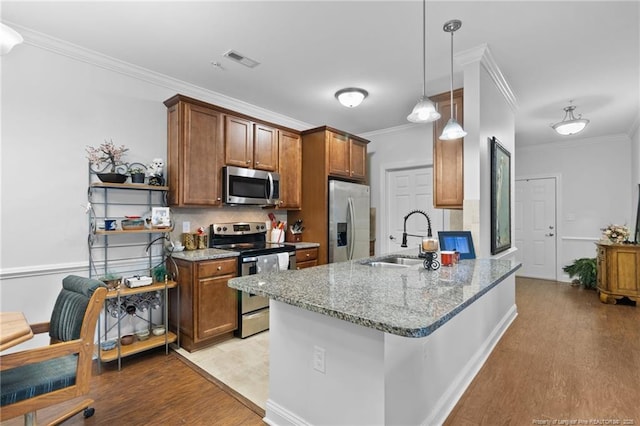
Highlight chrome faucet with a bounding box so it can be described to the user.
[401,209,433,247]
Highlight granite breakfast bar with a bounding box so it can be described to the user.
[228,251,521,426]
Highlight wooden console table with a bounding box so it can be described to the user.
[596,243,640,304]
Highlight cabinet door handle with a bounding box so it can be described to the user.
[256,161,260,165]
[246,160,251,164]
[306,253,310,257]
[217,266,222,271]
[217,197,221,201]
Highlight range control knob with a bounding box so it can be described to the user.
[223,226,227,231]
[260,225,265,230]
[216,227,222,232]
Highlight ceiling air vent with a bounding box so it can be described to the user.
[223,49,260,68]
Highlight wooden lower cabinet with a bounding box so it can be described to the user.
[596,243,639,304]
[170,257,239,351]
[296,247,318,269]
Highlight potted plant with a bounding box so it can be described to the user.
[129,167,145,184]
[87,139,129,183]
[563,258,597,289]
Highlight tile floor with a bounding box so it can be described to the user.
[175,331,269,409]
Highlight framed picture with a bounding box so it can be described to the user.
[151,207,171,228]
[490,137,511,254]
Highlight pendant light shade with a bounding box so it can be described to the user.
[440,118,467,140]
[552,102,589,136]
[335,88,368,108]
[439,19,467,140]
[408,96,441,123]
[407,0,440,123]
[0,23,24,56]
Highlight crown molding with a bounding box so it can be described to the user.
[7,21,311,131]
[456,43,518,112]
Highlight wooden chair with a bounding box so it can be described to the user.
[1,275,107,425]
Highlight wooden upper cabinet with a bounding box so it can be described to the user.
[225,115,254,168]
[253,124,278,171]
[431,88,464,209]
[328,132,350,177]
[225,116,278,171]
[277,130,302,209]
[350,140,367,180]
[165,96,224,207]
[327,131,368,182]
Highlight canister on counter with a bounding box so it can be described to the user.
[183,233,196,250]
[196,234,208,249]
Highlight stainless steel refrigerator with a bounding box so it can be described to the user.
[328,180,370,263]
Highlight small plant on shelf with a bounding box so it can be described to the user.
[562,258,597,289]
[86,139,129,173]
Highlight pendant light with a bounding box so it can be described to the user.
[439,19,467,140]
[552,101,589,135]
[407,0,440,123]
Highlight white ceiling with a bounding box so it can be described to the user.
[2,1,639,146]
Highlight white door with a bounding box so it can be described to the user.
[515,177,557,279]
[385,165,444,254]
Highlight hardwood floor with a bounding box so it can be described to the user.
[0,349,265,426]
[2,277,638,425]
[445,277,640,425]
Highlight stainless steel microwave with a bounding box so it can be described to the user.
[223,166,280,206]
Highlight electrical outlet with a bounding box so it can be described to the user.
[313,345,326,374]
[182,221,190,233]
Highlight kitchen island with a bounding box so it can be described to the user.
[228,251,521,425]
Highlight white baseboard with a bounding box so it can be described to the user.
[264,400,310,426]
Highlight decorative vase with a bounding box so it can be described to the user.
[131,172,145,184]
[97,173,128,184]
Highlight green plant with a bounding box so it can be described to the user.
[563,258,597,289]
[129,167,144,175]
[152,264,167,282]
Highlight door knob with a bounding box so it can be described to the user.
[389,235,396,240]
[545,233,555,237]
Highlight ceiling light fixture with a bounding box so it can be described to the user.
[552,101,590,136]
[0,23,24,56]
[407,0,440,123]
[439,19,467,141]
[335,88,368,108]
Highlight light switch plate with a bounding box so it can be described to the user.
[182,221,191,233]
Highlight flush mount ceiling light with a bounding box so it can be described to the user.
[439,19,467,141]
[407,0,440,123]
[335,88,368,108]
[1,23,24,56]
[552,101,590,136]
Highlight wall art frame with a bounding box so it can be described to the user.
[490,137,511,254]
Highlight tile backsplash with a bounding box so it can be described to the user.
[169,206,288,242]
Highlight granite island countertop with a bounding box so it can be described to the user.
[228,250,521,338]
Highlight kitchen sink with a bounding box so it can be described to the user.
[362,255,423,268]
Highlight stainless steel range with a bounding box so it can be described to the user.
[209,222,296,338]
